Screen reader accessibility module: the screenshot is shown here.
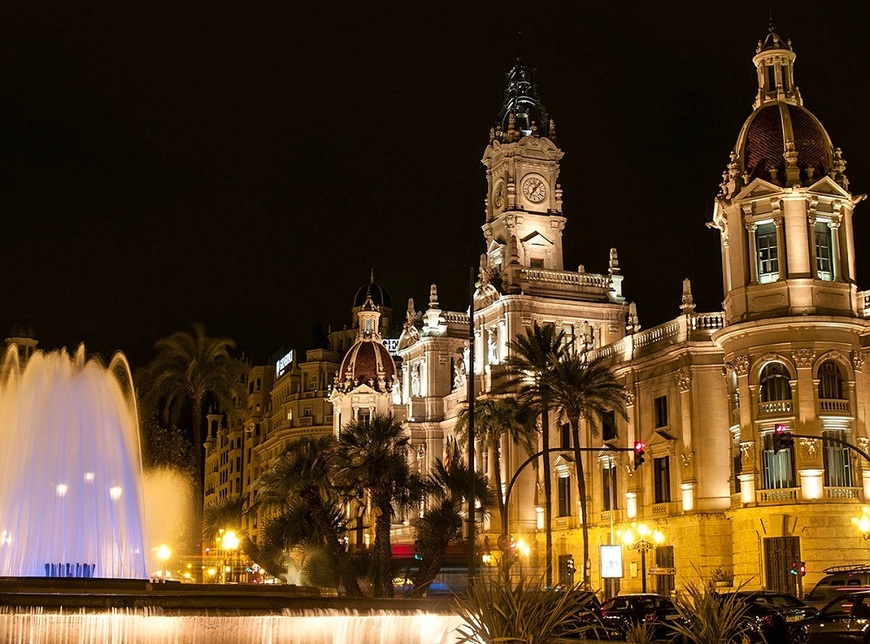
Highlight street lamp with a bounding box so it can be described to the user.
[852,507,870,539]
[222,530,240,583]
[156,544,171,582]
[620,522,664,593]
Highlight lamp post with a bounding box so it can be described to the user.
[620,522,664,593]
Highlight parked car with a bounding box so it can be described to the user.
[599,593,688,638]
[803,564,870,608]
[788,589,870,643]
[552,590,624,641]
[723,590,817,643]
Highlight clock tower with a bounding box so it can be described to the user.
[482,58,567,275]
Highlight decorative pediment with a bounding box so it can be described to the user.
[733,177,783,201]
[807,175,852,199]
[520,230,554,247]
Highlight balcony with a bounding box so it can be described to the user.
[825,486,860,500]
[758,400,793,416]
[651,502,677,517]
[758,487,799,503]
[819,398,850,414]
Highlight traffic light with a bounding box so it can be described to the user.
[789,560,806,576]
[634,441,646,468]
[773,424,794,453]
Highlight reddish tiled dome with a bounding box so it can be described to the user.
[338,339,396,390]
[736,103,833,184]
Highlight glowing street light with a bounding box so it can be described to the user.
[221,530,240,583]
[157,544,171,582]
[620,522,665,593]
[852,506,870,539]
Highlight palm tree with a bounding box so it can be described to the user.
[138,323,246,506]
[543,353,627,588]
[411,458,494,597]
[335,413,423,598]
[502,322,567,588]
[256,435,363,596]
[455,396,537,529]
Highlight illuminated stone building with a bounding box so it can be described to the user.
[205,23,870,595]
[394,24,870,596]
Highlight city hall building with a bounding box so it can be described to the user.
[202,24,870,595]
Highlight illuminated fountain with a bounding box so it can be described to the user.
[0,345,146,578]
[0,345,464,642]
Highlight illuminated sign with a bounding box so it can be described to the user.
[600,545,623,579]
[275,350,294,377]
[382,338,400,355]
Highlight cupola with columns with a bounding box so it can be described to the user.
[710,22,864,325]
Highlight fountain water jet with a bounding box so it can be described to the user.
[0,346,146,578]
[0,346,467,643]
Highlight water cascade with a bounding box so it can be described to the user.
[0,346,146,578]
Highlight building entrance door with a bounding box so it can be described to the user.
[764,536,800,595]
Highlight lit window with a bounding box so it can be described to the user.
[760,363,792,402]
[815,220,833,281]
[602,463,618,511]
[818,361,844,400]
[762,430,795,489]
[756,222,779,283]
[823,428,852,487]
[654,457,671,503]
[557,476,571,517]
[654,395,668,428]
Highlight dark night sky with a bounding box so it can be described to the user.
[2,2,869,370]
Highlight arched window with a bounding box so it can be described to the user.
[818,361,844,400]
[760,362,792,402]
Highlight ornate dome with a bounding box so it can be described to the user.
[718,24,849,197]
[336,339,396,392]
[735,102,833,185]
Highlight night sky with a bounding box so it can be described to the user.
[2,2,869,370]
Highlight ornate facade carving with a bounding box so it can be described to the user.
[792,348,816,369]
[733,355,750,375]
[853,350,865,372]
[798,437,820,460]
[676,369,691,393]
[740,441,755,467]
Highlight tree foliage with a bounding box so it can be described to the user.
[335,413,424,598]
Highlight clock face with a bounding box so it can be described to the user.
[493,182,505,208]
[522,176,547,203]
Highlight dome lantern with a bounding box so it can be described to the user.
[752,19,801,109]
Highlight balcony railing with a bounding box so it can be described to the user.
[819,398,850,414]
[759,487,799,503]
[825,486,860,500]
[759,400,793,415]
[651,502,675,517]
[588,311,725,365]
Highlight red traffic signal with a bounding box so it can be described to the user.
[633,441,646,468]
